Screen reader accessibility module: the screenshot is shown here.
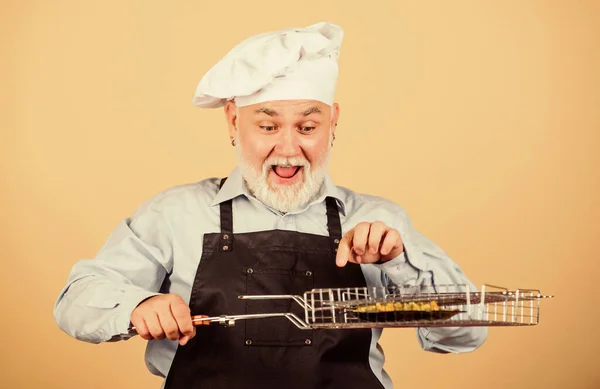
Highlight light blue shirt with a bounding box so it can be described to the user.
[54,166,487,388]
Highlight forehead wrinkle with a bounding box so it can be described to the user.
[247,101,329,118]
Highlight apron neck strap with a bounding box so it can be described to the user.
[218,178,233,252]
[218,178,233,235]
[325,196,342,239]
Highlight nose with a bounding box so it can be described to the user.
[274,127,302,157]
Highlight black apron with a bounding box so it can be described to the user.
[163,178,384,389]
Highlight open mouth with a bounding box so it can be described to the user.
[272,165,303,179]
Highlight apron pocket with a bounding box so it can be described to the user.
[244,268,314,347]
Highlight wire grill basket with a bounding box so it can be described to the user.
[192,284,554,330]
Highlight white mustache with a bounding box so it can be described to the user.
[263,156,310,170]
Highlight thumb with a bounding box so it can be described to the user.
[179,325,197,346]
[179,335,190,346]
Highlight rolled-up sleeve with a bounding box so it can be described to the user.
[54,198,172,344]
[375,208,488,354]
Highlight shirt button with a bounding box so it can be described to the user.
[245,340,252,345]
[305,339,312,345]
[305,271,312,276]
[246,268,253,274]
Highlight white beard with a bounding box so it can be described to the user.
[235,142,331,213]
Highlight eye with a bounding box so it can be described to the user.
[299,126,316,133]
[260,126,277,132]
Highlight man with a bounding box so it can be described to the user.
[54,22,486,389]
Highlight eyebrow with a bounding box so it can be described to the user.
[301,106,322,116]
[253,106,322,117]
[254,107,278,116]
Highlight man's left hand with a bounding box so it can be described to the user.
[335,222,404,267]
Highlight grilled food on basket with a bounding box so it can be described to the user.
[355,300,441,313]
[352,300,463,322]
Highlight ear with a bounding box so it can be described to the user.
[331,102,340,135]
[224,101,238,141]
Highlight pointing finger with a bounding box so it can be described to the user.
[336,229,355,267]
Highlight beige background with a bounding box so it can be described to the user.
[2,0,599,388]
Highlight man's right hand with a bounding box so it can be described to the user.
[130,294,201,346]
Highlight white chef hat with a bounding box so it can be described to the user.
[193,22,343,108]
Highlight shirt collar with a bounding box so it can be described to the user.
[210,165,347,215]
[209,166,248,206]
[309,172,347,216]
